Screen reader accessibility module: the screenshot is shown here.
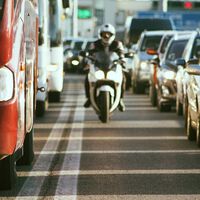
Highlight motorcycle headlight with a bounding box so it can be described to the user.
[0,67,14,101]
[71,59,79,66]
[107,71,116,79]
[163,71,176,80]
[140,62,148,70]
[95,70,104,79]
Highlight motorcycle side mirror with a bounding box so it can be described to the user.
[79,51,89,57]
[175,58,186,68]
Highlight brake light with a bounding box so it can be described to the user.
[0,67,14,101]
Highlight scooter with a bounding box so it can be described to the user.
[81,50,132,123]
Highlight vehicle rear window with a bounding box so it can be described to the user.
[140,35,162,51]
[73,41,84,51]
[129,18,173,44]
[166,40,188,61]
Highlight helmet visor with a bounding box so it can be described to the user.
[101,32,113,41]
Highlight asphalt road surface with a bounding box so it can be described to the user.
[1,74,200,200]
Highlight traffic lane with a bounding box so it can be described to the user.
[1,174,200,196]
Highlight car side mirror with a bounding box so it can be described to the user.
[175,58,186,68]
[185,64,200,75]
[187,58,199,65]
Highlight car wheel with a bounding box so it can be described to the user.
[48,91,61,102]
[17,127,34,165]
[0,155,17,190]
[176,95,183,116]
[186,108,196,141]
[196,119,200,147]
[150,84,157,106]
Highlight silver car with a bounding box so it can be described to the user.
[131,30,164,94]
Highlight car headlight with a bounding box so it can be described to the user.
[163,71,176,80]
[140,62,148,70]
[95,70,104,79]
[0,67,14,101]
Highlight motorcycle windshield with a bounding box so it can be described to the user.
[95,51,119,69]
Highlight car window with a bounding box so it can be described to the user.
[160,35,173,54]
[166,40,188,61]
[140,35,162,51]
[73,41,84,50]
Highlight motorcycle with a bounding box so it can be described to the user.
[80,50,133,123]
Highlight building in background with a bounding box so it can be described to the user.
[64,0,200,39]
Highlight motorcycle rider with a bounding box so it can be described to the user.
[83,23,126,112]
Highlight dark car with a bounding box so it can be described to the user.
[131,30,164,94]
[125,17,174,47]
[156,32,191,112]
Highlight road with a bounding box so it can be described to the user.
[1,74,200,200]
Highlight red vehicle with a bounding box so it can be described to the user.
[0,0,38,189]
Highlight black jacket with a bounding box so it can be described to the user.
[89,39,125,59]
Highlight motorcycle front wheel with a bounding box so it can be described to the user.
[99,91,110,123]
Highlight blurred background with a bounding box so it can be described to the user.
[63,0,200,40]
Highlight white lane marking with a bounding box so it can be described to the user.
[35,150,200,155]
[34,136,187,141]
[17,169,200,177]
[5,195,200,200]
[34,120,184,129]
[54,95,85,198]
[16,84,75,199]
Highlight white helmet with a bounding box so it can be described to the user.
[98,23,116,45]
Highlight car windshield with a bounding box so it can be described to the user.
[73,41,84,51]
[166,40,188,61]
[140,35,162,51]
[64,40,72,46]
[0,0,5,20]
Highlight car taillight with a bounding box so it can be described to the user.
[0,67,14,101]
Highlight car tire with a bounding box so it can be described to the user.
[48,91,61,102]
[186,108,196,141]
[196,119,200,147]
[17,127,34,165]
[150,84,157,106]
[0,154,17,190]
[176,96,183,116]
